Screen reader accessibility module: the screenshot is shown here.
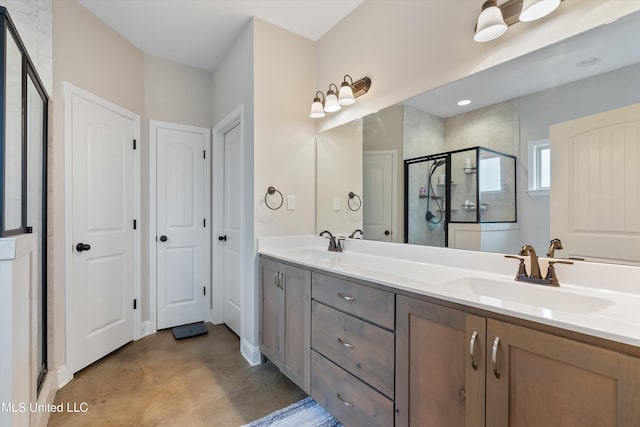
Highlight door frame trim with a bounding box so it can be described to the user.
[211,107,244,326]
[63,82,141,379]
[148,120,211,333]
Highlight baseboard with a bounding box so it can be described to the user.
[33,370,58,427]
[56,364,72,389]
[240,338,261,366]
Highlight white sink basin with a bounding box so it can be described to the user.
[444,277,613,315]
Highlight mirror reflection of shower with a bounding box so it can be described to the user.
[425,159,445,227]
[406,155,449,248]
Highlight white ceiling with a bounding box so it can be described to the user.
[405,11,640,118]
[78,0,365,71]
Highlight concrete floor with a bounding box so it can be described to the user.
[48,324,306,426]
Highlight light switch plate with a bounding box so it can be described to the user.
[287,195,296,210]
[333,197,341,211]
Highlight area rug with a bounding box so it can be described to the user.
[241,397,342,427]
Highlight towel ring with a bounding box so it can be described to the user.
[348,192,362,212]
[265,186,284,210]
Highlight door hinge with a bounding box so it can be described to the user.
[203,286,206,296]
[133,139,137,150]
[203,150,206,159]
[133,299,137,310]
[133,219,137,230]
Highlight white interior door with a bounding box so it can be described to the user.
[363,151,395,242]
[70,92,136,374]
[155,124,206,329]
[221,124,242,336]
[550,103,640,265]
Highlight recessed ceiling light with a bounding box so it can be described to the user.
[457,99,471,106]
[576,57,601,67]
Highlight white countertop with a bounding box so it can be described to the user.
[258,235,640,348]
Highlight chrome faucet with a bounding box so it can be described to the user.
[349,229,363,239]
[319,230,343,252]
[546,238,563,257]
[505,244,573,287]
[519,244,542,278]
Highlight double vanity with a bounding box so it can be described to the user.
[259,235,640,426]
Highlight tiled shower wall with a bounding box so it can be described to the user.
[1,0,53,95]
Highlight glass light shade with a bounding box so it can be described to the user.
[324,92,341,112]
[474,2,507,42]
[338,83,355,106]
[519,0,560,22]
[309,98,325,118]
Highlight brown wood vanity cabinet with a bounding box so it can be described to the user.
[259,258,311,393]
[396,295,640,426]
[310,272,395,427]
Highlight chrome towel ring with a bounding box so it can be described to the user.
[265,186,284,210]
[348,191,362,212]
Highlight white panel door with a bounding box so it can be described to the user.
[156,126,206,329]
[71,93,135,373]
[550,103,640,265]
[222,124,242,336]
[363,151,394,242]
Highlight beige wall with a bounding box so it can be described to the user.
[145,55,213,128]
[52,0,145,373]
[314,0,640,132]
[251,18,316,348]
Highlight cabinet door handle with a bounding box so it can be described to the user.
[469,330,478,370]
[280,272,285,290]
[492,336,501,378]
[337,293,355,302]
[336,393,354,407]
[337,337,355,349]
[274,272,281,289]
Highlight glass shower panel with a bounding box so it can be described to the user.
[3,27,22,230]
[407,158,446,247]
[27,74,47,388]
[450,148,478,222]
[479,148,517,222]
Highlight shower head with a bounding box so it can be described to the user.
[433,159,445,168]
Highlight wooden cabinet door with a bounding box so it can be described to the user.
[281,264,311,393]
[486,319,640,427]
[259,258,283,367]
[396,296,486,427]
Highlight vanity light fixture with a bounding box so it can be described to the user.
[309,91,326,118]
[474,0,508,42]
[324,83,341,113]
[519,0,560,22]
[309,75,371,119]
[474,0,563,42]
[338,75,356,105]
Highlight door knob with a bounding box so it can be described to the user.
[218,235,227,241]
[384,230,390,236]
[76,243,91,252]
[159,235,168,242]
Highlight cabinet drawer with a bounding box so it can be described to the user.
[312,272,394,329]
[312,301,395,398]
[311,350,393,427]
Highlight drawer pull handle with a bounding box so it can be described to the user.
[492,336,501,379]
[336,393,354,407]
[337,293,355,302]
[337,337,355,349]
[469,330,478,370]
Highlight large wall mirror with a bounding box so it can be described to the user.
[316,10,640,265]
